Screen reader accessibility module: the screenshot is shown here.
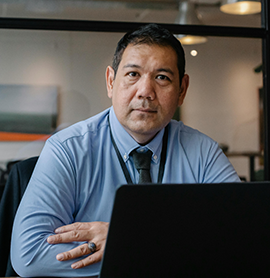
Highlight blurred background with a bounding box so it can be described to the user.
[0,0,264,182]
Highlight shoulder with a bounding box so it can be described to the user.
[169,120,217,146]
[48,108,110,145]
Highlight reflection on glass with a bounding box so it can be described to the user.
[220,0,261,15]
[178,35,208,45]
[0,30,264,183]
[0,0,261,27]
[174,1,208,45]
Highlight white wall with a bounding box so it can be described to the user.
[0,30,121,165]
[182,36,262,179]
[0,29,263,180]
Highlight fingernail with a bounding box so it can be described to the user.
[55,228,62,233]
[71,263,79,269]
[47,236,54,244]
[56,254,64,261]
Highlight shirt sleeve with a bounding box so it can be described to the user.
[201,141,241,183]
[10,138,101,277]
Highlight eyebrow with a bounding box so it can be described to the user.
[123,64,141,69]
[156,68,174,76]
[123,64,174,76]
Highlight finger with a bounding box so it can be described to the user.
[56,243,90,261]
[71,251,103,269]
[55,222,92,233]
[47,230,91,244]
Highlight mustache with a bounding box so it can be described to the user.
[132,100,158,111]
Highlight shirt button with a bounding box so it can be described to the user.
[154,155,157,160]
[124,154,127,160]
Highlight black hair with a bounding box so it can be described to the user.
[112,23,186,83]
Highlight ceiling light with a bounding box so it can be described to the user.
[178,35,207,45]
[220,0,261,15]
[190,50,198,56]
[175,1,207,45]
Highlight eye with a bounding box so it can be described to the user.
[128,72,139,77]
[156,75,171,82]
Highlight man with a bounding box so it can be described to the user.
[11,24,240,277]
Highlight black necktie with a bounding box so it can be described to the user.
[132,149,152,183]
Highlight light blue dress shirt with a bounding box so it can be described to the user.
[11,107,240,277]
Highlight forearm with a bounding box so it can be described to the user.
[10,140,100,277]
[11,217,101,277]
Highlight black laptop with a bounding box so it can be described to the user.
[99,182,270,278]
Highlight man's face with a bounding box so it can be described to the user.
[106,43,189,144]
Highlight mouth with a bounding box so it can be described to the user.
[133,108,157,114]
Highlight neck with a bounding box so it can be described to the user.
[127,131,159,146]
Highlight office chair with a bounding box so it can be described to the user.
[0,156,38,277]
[0,160,22,202]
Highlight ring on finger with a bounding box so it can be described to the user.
[87,241,97,253]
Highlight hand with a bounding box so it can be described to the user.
[47,221,109,269]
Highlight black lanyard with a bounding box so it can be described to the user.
[108,115,168,184]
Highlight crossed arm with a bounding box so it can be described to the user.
[11,139,116,277]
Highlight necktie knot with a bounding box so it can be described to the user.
[132,149,152,183]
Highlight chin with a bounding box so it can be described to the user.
[124,116,167,134]
[131,123,161,136]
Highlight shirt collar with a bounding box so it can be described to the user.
[109,107,164,164]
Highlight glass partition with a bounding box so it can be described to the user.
[0,0,262,28]
[0,29,263,181]
[182,36,263,181]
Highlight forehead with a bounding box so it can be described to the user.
[120,43,178,69]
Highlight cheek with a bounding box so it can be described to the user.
[159,91,180,110]
[111,90,131,109]
[118,86,136,103]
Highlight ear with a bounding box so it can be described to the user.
[106,66,115,99]
[178,74,189,106]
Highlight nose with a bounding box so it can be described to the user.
[136,76,155,100]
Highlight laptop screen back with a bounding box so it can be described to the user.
[99,183,270,278]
